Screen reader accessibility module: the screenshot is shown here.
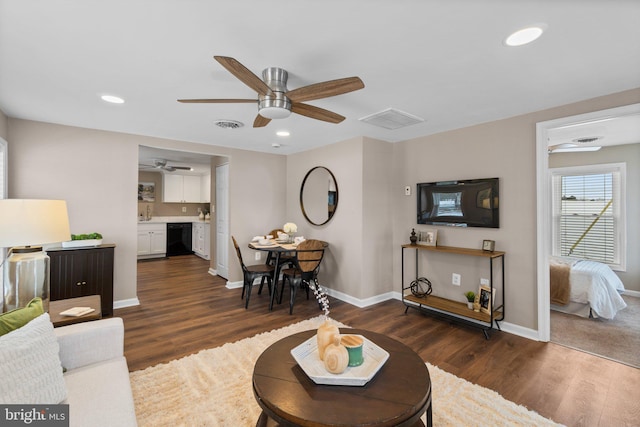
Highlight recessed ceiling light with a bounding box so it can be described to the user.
[276,131,290,137]
[505,25,545,47]
[101,94,125,104]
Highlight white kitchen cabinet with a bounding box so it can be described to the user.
[163,174,203,203]
[138,223,166,258]
[201,174,211,203]
[192,222,210,260]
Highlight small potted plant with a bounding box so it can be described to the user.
[464,291,476,309]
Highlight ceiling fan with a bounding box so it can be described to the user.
[178,56,365,128]
[139,159,192,172]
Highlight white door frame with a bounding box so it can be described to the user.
[215,163,229,279]
[535,102,640,341]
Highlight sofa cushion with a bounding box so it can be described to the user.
[0,312,67,404]
[0,297,44,336]
[62,356,138,427]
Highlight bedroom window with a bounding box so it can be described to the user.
[551,163,626,271]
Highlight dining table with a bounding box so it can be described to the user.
[248,238,328,311]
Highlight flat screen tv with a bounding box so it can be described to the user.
[417,178,499,228]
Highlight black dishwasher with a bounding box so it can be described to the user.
[166,223,193,256]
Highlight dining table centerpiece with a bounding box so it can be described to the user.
[283,222,298,243]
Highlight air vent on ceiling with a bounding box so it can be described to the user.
[359,108,424,130]
[214,119,244,129]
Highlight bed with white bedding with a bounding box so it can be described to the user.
[550,257,627,319]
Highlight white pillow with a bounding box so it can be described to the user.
[0,313,67,404]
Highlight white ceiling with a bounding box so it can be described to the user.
[1,1,639,157]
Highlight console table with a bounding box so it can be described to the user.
[401,244,505,339]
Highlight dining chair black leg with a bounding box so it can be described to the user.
[269,252,282,311]
[257,276,269,295]
[244,278,253,309]
[289,280,297,315]
[278,278,286,305]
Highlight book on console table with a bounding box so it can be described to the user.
[59,307,96,317]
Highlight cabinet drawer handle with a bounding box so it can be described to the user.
[76,281,87,286]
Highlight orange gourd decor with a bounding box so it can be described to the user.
[323,335,349,374]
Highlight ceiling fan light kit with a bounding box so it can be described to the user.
[139,159,193,172]
[178,56,364,128]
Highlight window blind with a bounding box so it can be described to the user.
[558,173,615,263]
[551,163,625,269]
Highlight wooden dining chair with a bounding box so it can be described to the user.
[281,239,326,314]
[231,236,275,309]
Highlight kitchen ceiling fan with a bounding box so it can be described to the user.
[178,56,365,128]
[139,159,192,172]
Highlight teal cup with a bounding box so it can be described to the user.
[341,334,364,367]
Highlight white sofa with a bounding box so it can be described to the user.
[55,318,137,427]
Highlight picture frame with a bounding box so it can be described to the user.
[482,239,495,252]
[417,229,438,246]
[478,285,492,315]
[138,182,155,202]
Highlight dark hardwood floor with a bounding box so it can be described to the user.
[116,255,640,427]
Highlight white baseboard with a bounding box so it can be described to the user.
[208,268,217,276]
[322,287,397,308]
[113,297,140,309]
[226,280,243,289]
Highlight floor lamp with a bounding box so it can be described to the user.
[0,199,71,313]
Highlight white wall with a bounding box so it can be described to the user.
[6,119,286,306]
[0,109,7,140]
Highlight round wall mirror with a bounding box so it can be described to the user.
[300,166,338,226]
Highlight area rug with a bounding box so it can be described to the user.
[130,316,562,426]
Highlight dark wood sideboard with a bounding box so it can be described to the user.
[47,244,115,316]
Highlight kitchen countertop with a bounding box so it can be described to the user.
[138,216,210,224]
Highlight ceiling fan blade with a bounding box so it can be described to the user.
[286,77,364,103]
[178,98,256,103]
[214,56,271,96]
[170,166,192,170]
[253,114,271,128]
[291,103,345,124]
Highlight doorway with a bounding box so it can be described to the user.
[137,145,229,279]
[536,104,640,360]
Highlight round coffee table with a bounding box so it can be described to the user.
[253,328,432,427]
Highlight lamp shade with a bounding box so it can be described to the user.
[0,199,71,248]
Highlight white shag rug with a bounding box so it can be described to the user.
[130,316,563,426]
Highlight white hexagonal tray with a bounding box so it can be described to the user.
[290,334,389,386]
